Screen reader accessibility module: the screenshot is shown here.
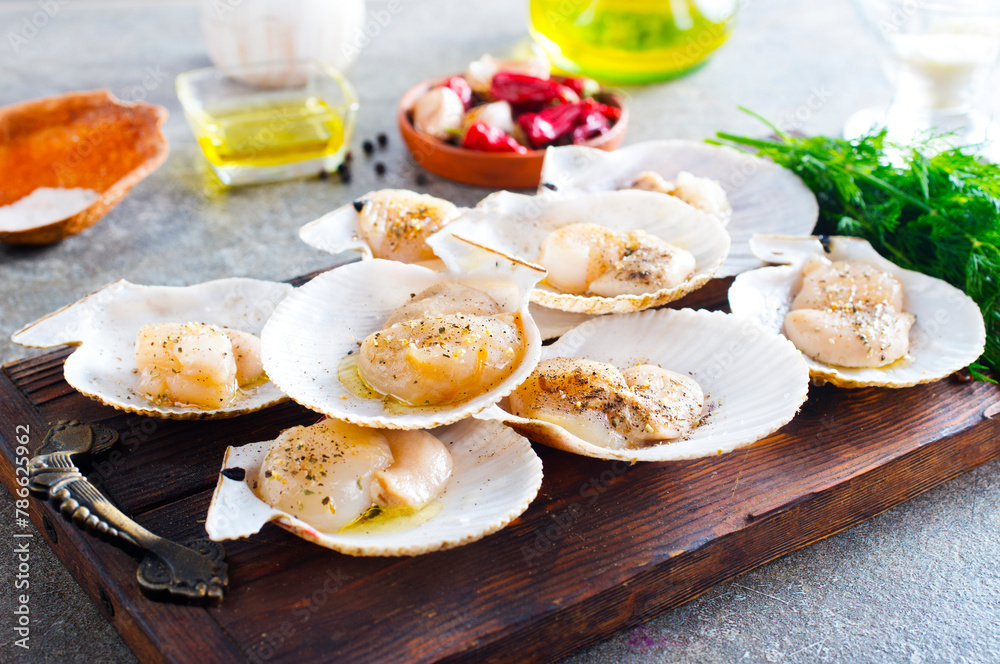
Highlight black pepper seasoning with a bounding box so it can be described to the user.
[338,162,352,183]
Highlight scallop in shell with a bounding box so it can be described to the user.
[728,235,986,388]
[261,235,545,429]
[538,140,819,277]
[299,189,465,269]
[206,417,543,556]
[10,278,293,419]
[478,308,810,462]
[428,189,730,315]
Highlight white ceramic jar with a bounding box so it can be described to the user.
[199,0,366,72]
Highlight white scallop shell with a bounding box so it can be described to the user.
[10,278,293,419]
[298,190,466,269]
[538,140,819,276]
[299,196,376,259]
[728,235,987,388]
[206,417,543,556]
[478,308,810,462]
[261,235,545,429]
[428,189,730,315]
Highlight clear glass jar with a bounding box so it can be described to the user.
[529,0,738,83]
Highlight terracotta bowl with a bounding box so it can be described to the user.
[0,90,169,245]
[397,78,628,189]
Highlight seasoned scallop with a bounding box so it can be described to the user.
[299,189,464,267]
[507,357,704,450]
[781,256,915,368]
[536,223,696,297]
[258,418,395,532]
[359,311,526,406]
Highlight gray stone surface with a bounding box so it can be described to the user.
[0,1,998,663]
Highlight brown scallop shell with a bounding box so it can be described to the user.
[0,89,168,245]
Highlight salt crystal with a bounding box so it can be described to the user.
[0,187,100,232]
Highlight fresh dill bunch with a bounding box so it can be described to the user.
[716,111,1000,380]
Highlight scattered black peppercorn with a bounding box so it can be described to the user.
[362,139,375,155]
[415,172,429,186]
[352,199,366,212]
[374,161,386,176]
[221,467,246,481]
[338,162,352,184]
[377,132,388,148]
[542,182,558,191]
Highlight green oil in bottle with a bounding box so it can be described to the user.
[529,0,736,83]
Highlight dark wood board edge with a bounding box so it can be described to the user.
[437,412,1000,664]
[0,367,248,664]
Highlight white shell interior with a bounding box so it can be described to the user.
[538,140,818,277]
[728,235,987,388]
[429,189,730,315]
[206,417,543,556]
[298,196,376,259]
[261,236,545,429]
[478,308,810,462]
[10,278,293,419]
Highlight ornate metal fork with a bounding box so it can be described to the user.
[28,420,228,604]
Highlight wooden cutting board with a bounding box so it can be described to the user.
[1,274,997,664]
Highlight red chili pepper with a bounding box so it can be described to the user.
[581,97,622,121]
[555,75,601,99]
[517,102,586,148]
[442,76,473,109]
[462,120,529,154]
[572,108,610,144]
[490,71,578,107]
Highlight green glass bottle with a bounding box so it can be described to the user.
[529,0,737,83]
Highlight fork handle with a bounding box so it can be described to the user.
[30,448,227,604]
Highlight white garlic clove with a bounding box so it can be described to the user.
[412,86,465,141]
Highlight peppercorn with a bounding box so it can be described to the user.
[338,162,352,184]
